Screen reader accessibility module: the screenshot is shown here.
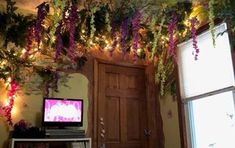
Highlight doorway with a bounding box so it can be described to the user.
[96,62,148,148]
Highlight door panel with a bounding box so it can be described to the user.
[98,63,148,148]
[106,96,120,142]
[126,98,141,141]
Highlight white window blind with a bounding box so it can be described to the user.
[177,23,235,100]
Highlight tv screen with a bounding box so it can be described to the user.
[42,97,83,127]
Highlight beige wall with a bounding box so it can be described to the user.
[0,73,88,148]
[160,94,181,148]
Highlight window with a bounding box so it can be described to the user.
[177,23,235,148]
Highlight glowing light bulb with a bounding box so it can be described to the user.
[105,40,109,44]
[7,77,11,83]
[21,48,26,54]
[107,46,112,51]
[29,55,34,59]
[4,99,9,106]
[34,48,38,52]
[1,60,6,65]
[39,42,43,49]
[89,40,93,45]
[51,36,56,42]
[11,107,17,115]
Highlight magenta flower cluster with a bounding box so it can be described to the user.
[25,27,35,59]
[120,18,129,54]
[2,80,18,126]
[167,14,177,62]
[68,5,78,61]
[55,22,63,61]
[190,17,200,60]
[53,72,59,92]
[132,11,141,53]
[35,2,48,48]
[110,20,117,56]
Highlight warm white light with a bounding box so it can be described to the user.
[89,40,94,45]
[34,48,38,52]
[4,99,9,106]
[137,48,142,53]
[1,60,6,65]
[11,106,17,115]
[107,45,112,49]
[105,40,109,44]
[21,48,26,54]
[39,42,43,49]
[7,77,11,83]
[29,55,34,59]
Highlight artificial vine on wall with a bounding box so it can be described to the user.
[0,0,235,126]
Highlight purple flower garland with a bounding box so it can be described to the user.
[55,8,67,61]
[190,17,200,60]
[35,2,48,49]
[110,20,117,56]
[120,17,129,54]
[53,72,59,92]
[68,4,78,61]
[45,81,50,97]
[25,26,35,59]
[132,11,141,60]
[55,22,63,61]
[167,13,177,62]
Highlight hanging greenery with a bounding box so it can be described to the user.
[150,15,165,60]
[213,0,235,48]
[209,0,216,47]
[0,0,235,125]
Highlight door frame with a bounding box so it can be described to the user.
[92,59,164,148]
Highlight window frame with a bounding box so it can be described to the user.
[176,20,235,148]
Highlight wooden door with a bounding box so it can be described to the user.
[97,63,148,148]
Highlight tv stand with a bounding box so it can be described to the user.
[10,137,91,148]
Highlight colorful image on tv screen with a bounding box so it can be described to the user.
[44,99,82,122]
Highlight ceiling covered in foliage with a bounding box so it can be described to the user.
[0,0,235,126]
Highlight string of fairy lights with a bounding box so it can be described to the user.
[0,0,234,126]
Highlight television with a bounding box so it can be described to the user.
[42,97,83,128]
